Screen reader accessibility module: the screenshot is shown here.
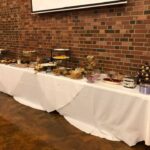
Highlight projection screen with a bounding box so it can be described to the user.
[31,0,127,14]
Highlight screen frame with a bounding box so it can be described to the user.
[31,0,127,14]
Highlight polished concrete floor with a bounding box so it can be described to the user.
[0,92,149,150]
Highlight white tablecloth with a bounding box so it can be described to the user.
[0,64,150,146]
[0,64,84,111]
[58,83,150,146]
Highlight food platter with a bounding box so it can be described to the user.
[22,50,36,54]
[22,50,36,57]
[0,59,16,64]
[103,78,122,85]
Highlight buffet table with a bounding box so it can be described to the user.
[0,64,150,146]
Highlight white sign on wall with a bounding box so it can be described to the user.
[31,0,127,14]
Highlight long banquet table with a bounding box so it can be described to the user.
[0,64,149,146]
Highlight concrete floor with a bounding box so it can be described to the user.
[0,92,149,150]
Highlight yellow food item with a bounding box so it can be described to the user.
[53,55,69,59]
[69,68,85,79]
[34,64,42,71]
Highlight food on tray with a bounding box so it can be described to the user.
[104,78,121,82]
[113,73,124,81]
[23,50,36,55]
[23,50,36,53]
[34,64,44,71]
[34,62,56,72]
[103,78,122,85]
[107,71,124,81]
[0,59,16,64]
[0,60,7,63]
[68,68,85,79]
[53,69,61,75]
[53,67,66,76]
[53,55,69,60]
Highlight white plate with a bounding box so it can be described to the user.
[103,79,122,85]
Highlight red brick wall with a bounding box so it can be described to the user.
[0,0,150,75]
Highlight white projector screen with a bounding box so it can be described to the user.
[31,0,127,14]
